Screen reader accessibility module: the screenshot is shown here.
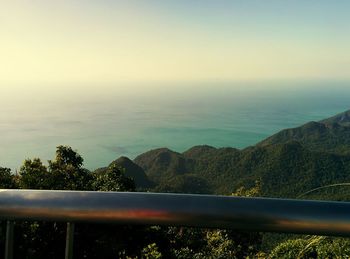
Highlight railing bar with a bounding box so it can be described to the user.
[65,222,75,259]
[4,220,14,259]
[2,190,350,236]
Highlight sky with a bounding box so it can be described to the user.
[1,0,350,91]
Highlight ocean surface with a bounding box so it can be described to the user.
[1,80,349,171]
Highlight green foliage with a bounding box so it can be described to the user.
[173,247,204,259]
[170,228,261,259]
[3,110,350,258]
[0,167,17,188]
[135,141,350,201]
[19,158,49,189]
[205,230,237,258]
[270,238,311,258]
[141,243,162,259]
[15,147,94,258]
[18,146,92,190]
[12,146,143,259]
[132,110,350,199]
[258,112,350,156]
[154,174,211,194]
[107,156,152,190]
[270,236,350,258]
[50,145,84,169]
[232,180,261,197]
[134,148,189,184]
[92,164,135,192]
[0,166,17,255]
[47,145,92,190]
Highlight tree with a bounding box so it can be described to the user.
[15,146,92,258]
[10,146,161,258]
[0,167,17,188]
[19,158,48,189]
[18,146,92,190]
[91,164,135,192]
[47,145,92,190]
[0,167,17,256]
[141,243,162,259]
[49,145,84,169]
[269,236,350,258]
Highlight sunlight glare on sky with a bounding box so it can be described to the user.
[1,0,350,91]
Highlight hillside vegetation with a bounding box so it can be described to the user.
[99,109,350,200]
[2,109,350,258]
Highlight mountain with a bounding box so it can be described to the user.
[130,141,350,198]
[129,110,350,199]
[320,109,350,126]
[182,145,218,160]
[134,148,191,183]
[257,110,350,155]
[95,156,152,189]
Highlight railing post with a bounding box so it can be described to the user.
[65,222,75,259]
[5,221,14,259]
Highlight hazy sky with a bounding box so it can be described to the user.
[1,1,350,89]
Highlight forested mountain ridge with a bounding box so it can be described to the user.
[2,110,350,258]
[107,109,350,198]
[130,142,350,198]
[107,156,152,188]
[258,109,350,155]
[133,148,191,184]
[320,109,350,126]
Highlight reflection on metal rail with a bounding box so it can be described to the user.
[1,189,350,259]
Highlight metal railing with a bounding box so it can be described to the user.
[1,189,350,258]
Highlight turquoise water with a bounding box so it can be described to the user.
[1,81,349,170]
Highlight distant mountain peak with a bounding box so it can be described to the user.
[257,109,350,154]
[134,148,189,182]
[109,156,151,188]
[320,109,350,126]
[182,145,217,159]
[102,109,350,198]
[115,156,133,163]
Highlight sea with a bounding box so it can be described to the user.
[1,80,349,171]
